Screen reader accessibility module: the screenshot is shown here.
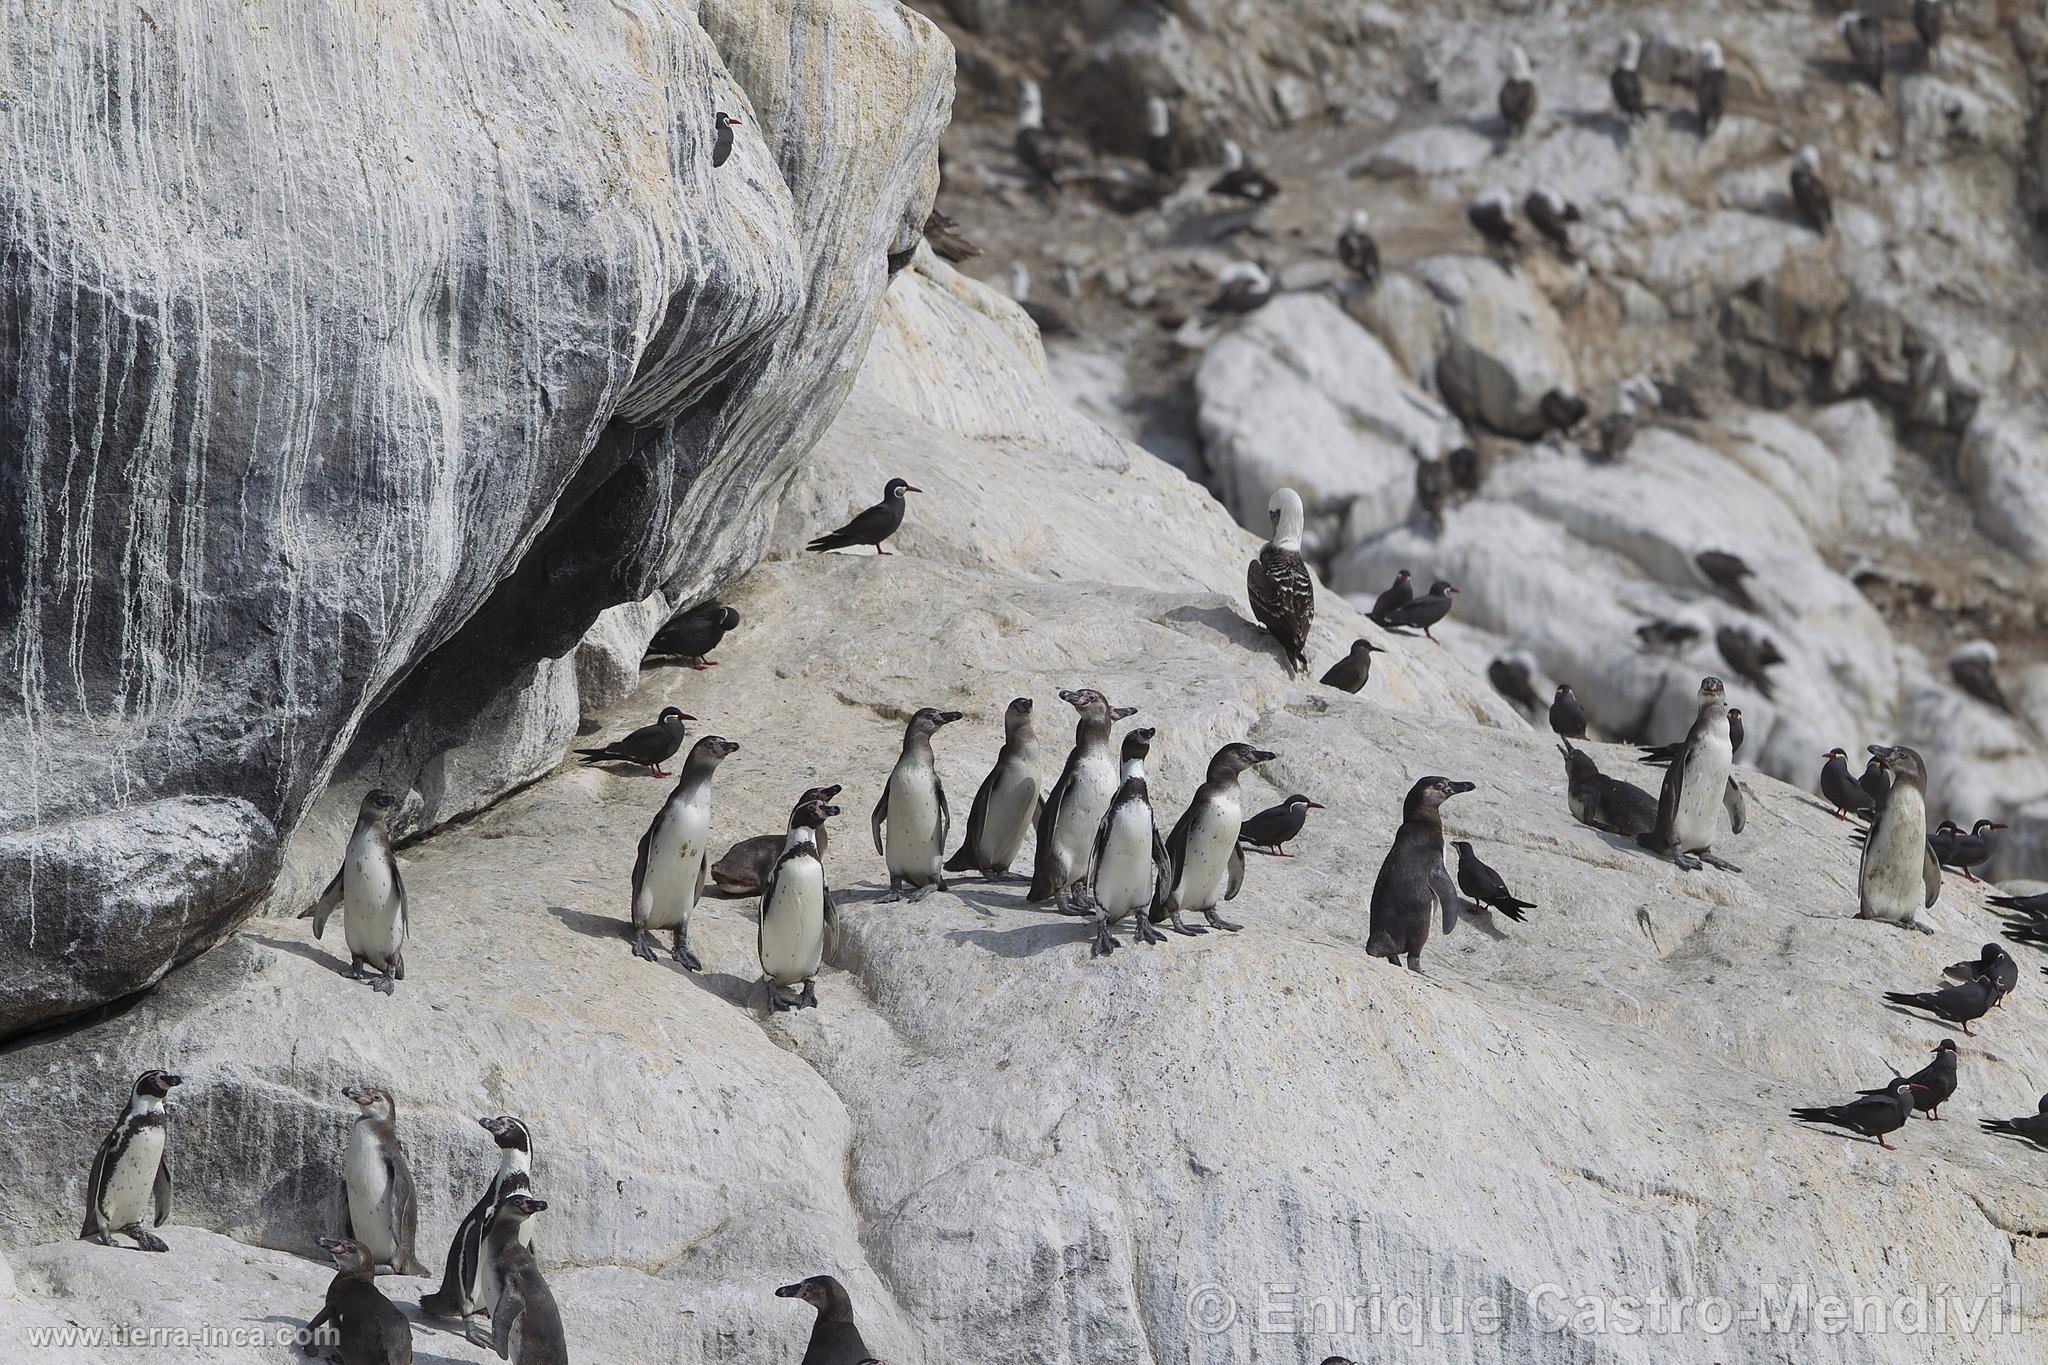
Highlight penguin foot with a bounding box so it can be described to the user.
[798,979,818,1009]
[1698,852,1742,873]
[631,931,659,962]
[767,985,796,1013]
[880,878,907,904]
[371,970,397,996]
[1406,954,1425,974]
[670,938,703,972]
[906,883,937,903]
[1168,911,1206,936]
[86,1230,115,1247]
[1671,852,1704,871]
[465,1322,493,1350]
[650,766,669,779]
[125,1226,168,1253]
[1090,922,1118,958]
[345,957,369,981]
[1133,917,1167,946]
[1203,909,1244,933]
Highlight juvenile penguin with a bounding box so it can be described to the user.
[1638,676,1743,872]
[1247,486,1315,673]
[1029,689,1138,913]
[1082,728,1171,956]
[1560,742,1660,837]
[1158,742,1277,935]
[712,785,843,896]
[80,1069,180,1252]
[307,1237,414,1365]
[573,705,693,776]
[777,1275,874,1365]
[628,735,740,968]
[466,1194,567,1365]
[945,697,1043,880]
[340,1084,427,1277]
[1319,639,1384,693]
[300,789,409,994]
[420,1116,535,1328]
[1857,745,1941,927]
[1366,776,1474,971]
[761,799,840,1010]
[874,707,963,901]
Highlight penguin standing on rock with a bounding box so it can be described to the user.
[807,479,920,555]
[467,1194,567,1365]
[760,799,840,1009]
[1320,639,1384,693]
[1857,745,1941,927]
[1081,728,1171,956]
[628,735,740,968]
[307,1238,413,1365]
[777,1275,874,1365]
[340,1084,427,1277]
[1248,486,1314,674]
[301,789,410,993]
[1366,776,1474,972]
[1030,689,1138,914]
[574,706,694,777]
[1158,743,1276,935]
[947,698,1043,881]
[874,708,962,901]
[712,785,843,897]
[80,1069,179,1252]
[1638,676,1743,872]
[420,1116,535,1330]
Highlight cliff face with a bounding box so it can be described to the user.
[0,0,951,1036]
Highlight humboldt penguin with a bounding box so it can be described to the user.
[776,1275,874,1365]
[1639,676,1743,871]
[1884,973,2000,1037]
[712,111,743,168]
[80,1069,179,1252]
[1208,141,1279,203]
[628,735,740,968]
[761,799,840,1009]
[1560,742,1659,838]
[1884,1038,1960,1119]
[712,785,843,896]
[1611,31,1646,123]
[1320,639,1384,693]
[1790,1076,1921,1151]
[1696,39,1726,137]
[874,707,962,901]
[1549,684,1587,740]
[1379,579,1459,644]
[420,1116,535,1327]
[1791,147,1833,235]
[648,604,739,669]
[300,788,410,994]
[1366,776,1474,971]
[1524,188,1579,261]
[307,1237,414,1365]
[466,1194,566,1365]
[1642,709,1744,767]
[1239,794,1323,856]
[1467,191,1520,260]
[1950,640,2018,718]
[1248,486,1314,673]
[1857,744,1941,927]
[1452,841,1536,921]
[1014,80,1064,190]
[946,698,1043,880]
[1982,1096,2048,1147]
[1498,45,1536,136]
[1338,210,1380,286]
[574,706,693,777]
[1158,742,1276,934]
[806,478,920,555]
[1081,728,1170,956]
[1030,689,1137,913]
[1487,652,1542,717]
[1820,748,1877,820]
[340,1084,426,1276]
[1838,11,1886,92]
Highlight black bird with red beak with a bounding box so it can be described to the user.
[1239,795,1324,856]
[1792,1076,1925,1151]
[1876,1038,1959,1120]
[1378,579,1459,644]
[713,111,743,167]
[807,478,920,555]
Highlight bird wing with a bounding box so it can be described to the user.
[153,1149,173,1227]
[612,720,666,764]
[1086,795,1118,894]
[79,1128,115,1236]
[950,766,996,870]
[1463,852,1509,905]
[1225,842,1245,901]
[871,786,888,858]
[629,822,655,924]
[1429,853,1460,934]
[492,1277,529,1361]
[694,846,707,907]
[935,772,950,850]
[1922,840,1942,908]
[1149,824,1174,916]
[390,1150,421,1273]
[304,865,344,936]
[1029,759,1078,900]
[1248,546,1314,662]
[1723,777,1746,835]
[1649,729,1693,849]
[392,859,409,953]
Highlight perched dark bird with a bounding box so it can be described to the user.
[1716,626,1780,700]
[1791,146,1833,235]
[1209,140,1279,203]
[1096,164,1180,216]
[1883,974,2001,1037]
[1539,388,1588,437]
[1208,261,1275,315]
[1338,210,1380,286]
[1452,840,1536,921]
[1791,1076,1922,1151]
[776,1274,873,1365]
[1008,263,1074,338]
[1950,640,2019,718]
[1560,741,1660,837]
[1594,381,1642,463]
[1881,1038,1960,1120]
[1467,190,1520,259]
[1447,445,1483,493]
[1636,616,1702,655]
[1367,569,1414,626]
[1498,45,1537,136]
[806,477,919,555]
[1523,188,1580,261]
[1414,456,1449,531]
[1696,550,1759,611]
[1240,795,1324,856]
[1936,819,2006,883]
[1366,776,1474,972]
[1247,486,1314,673]
[648,604,740,669]
[1549,684,1588,740]
[1014,81,1064,189]
[306,1237,414,1365]
[1320,639,1384,693]
[1728,708,1745,759]
[574,705,693,777]
[1859,755,1892,811]
[1820,748,1878,820]
[712,111,743,168]
[1989,891,2048,918]
[1486,651,1543,717]
[1981,1095,2048,1147]
[1143,95,1177,175]
[1838,11,1886,93]
[1696,40,1727,138]
[1914,0,1945,61]
[1640,708,1744,767]
[1379,579,1459,644]
[923,209,981,264]
[1944,943,2019,1000]
[1611,32,1647,123]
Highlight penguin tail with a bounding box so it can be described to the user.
[399,1254,431,1278]
[943,844,975,873]
[417,1288,461,1318]
[1364,932,1399,960]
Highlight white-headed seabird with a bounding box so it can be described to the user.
[1144,95,1176,175]
[1611,32,1646,123]
[1338,209,1380,286]
[1014,80,1064,189]
[1791,146,1833,234]
[1207,260,1274,315]
[1499,45,1537,136]
[1523,188,1580,260]
[1008,262,1075,337]
[1209,140,1279,203]
[1247,486,1314,672]
[1467,189,1520,260]
[1696,39,1727,137]
[1915,0,1945,61]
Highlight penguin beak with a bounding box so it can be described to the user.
[775,1282,805,1299]
[937,710,964,725]
[820,805,842,818]
[1447,780,1477,795]
[1252,749,1278,763]
[1110,706,1138,720]
[163,1074,184,1088]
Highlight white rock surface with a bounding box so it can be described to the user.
[1956,405,2048,565]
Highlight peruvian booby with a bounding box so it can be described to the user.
[1247,486,1314,672]
[1696,40,1726,137]
[1338,210,1380,286]
[1838,11,1886,92]
[1949,640,2018,718]
[1498,45,1537,136]
[1209,140,1279,203]
[1143,95,1176,175]
[1523,188,1580,260]
[1611,32,1646,123]
[1014,81,1064,189]
[1791,146,1833,235]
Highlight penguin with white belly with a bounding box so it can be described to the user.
[1082,728,1171,956]
[873,708,962,901]
[760,798,841,1009]
[628,735,741,968]
[300,789,409,993]
[79,1069,181,1252]
[1157,742,1276,935]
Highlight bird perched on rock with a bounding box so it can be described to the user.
[1320,639,1384,693]
[1080,729,1170,956]
[1935,818,2006,883]
[1379,579,1459,644]
[306,1237,413,1365]
[1950,640,2019,719]
[1945,943,2019,1000]
[1611,31,1646,123]
[712,111,743,168]
[1696,550,1759,611]
[1486,651,1542,717]
[466,1194,564,1364]
[1498,45,1537,136]
[80,1069,179,1253]
[712,785,843,897]
[1838,11,1886,92]
[1159,743,1275,934]
[777,1275,874,1365]
[1014,80,1063,189]
[1886,1038,1960,1120]
[1143,95,1177,175]
[1448,445,1483,493]
[1240,795,1324,856]
[301,788,411,993]
[1636,616,1702,655]
[1638,676,1743,871]
[1791,146,1833,235]
[874,707,962,901]
[1594,381,1642,462]
[1467,190,1520,262]
[1031,689,1139,915]
[1884,973,2001,1037]
[946,698,1043,882]
[1981,1095,2048,1147]
[1791,1076,1922,1151]
[759,797,840,1010]
[1007,262,1074,338]
[1414,455,1449,532]
[1549,684,1588,740]
[1990,890,2048,919]
[1209,140,1279,203]
[340,1084,428,1276]
[1914,0,1945,61]
[1338,210,1380,286]
[1560,741,1660,837]
[1716,625,1782,701]
[1858,745,1940,926]
[1367,776,1473,971]
[1208,260,1274,315]
[648,604,739,669]
[1695,39,1727,137]
[575,705,693,778]
[1539,388,1588,438]
[419,1115,535,1330]
[1247,486,1314,673]
[627,734,739,967]
[923,209,980,263]
[807,477,920,555]
[1367,569,1413,626]
[1859,753,1892,811]
[1452,840,1536,921]
[1524,188,1580,261]
[1820,748,1878,820]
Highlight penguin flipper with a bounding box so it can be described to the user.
[1430,857,1460,934]
[153,1152,172,1227]
[1029,764,1077,901]
[79,1132,113,1238]
[935,773,950,852]
[1723,777,1746,835]
[946,773,993,872]
[1647,738,1688,851]
[390,1153,424,1276]
[628,824,655,933]
[1225,842,1245,901]
[1150,826,1174,917]
[305,867,344,937]
[871,787,888,859]
[1923,841,1943,908]
[492,1279,530,1360]
[695,847,708,907]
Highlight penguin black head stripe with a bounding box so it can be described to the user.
[1405,776,1475,818]
[135,1069,183,1099]
[480,1115,532,1152]
[1208,743,1276,779]
[362,789,397,815]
